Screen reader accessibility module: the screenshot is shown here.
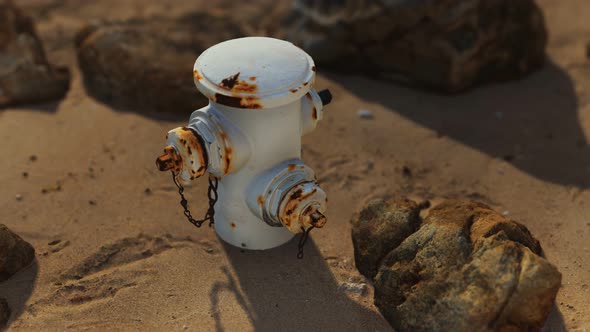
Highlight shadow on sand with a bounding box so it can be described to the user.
[0,259,38,330]
[327,60,588,189]
[209,238,390,332]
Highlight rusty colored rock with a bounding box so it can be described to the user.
[358,200,561,331]
[0,224,35,282]
[0,0,70,107]
[351,198,427,280]
[0,298,9,329]
[75,14,244,113]
[275,0,547,92]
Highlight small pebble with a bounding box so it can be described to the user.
[357,109,374,119]
[22,171,28,178]
[15,194,23,201]
[339,282,367,296]
[502,211,510,216]
[29,155,37,162]
[402,166,412,178]
[89,200,96,206]
[144,188,152,195]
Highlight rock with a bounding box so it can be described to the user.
[0,0,70,107]
[75,13,244,113]
[0,224,35,282]
[368,200,560,332]
[276,0,547,92]
[351,198,428,280]
[0,298,9,329]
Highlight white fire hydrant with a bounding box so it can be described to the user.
[156,37,331,251]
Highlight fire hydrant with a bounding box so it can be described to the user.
[156,37,331,253]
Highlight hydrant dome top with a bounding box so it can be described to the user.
[193,37,316,109]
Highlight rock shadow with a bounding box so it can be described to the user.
[327,60,588,188]
[542,304,567,332]
[0,259,38,329]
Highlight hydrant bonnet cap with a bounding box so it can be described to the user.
[193,37,316,109]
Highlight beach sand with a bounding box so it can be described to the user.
[0,0,588,330]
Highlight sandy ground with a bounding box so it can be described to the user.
[0,0,589,331]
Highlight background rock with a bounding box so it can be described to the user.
[0,0,69,107]
[0,298,9,329]
[275,0,547,92]
[360,200,561,331]
[351,198,428,280]
[75,13,245,114]
[0,224,35,282]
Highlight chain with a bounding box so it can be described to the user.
[171,171,218,228]
[171,171,314,259]
[297,225,315,259]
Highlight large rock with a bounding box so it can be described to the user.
[0,0,70,107]
[0,298,9,329]
[351,198,429,280]
[276,0,547,92]
[352,201,561,331]
[352,200,561,331]
[75,13,244,114]
[0,224,35,282]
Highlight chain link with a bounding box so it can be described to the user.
[297,225,315,259]
[171,171,218,228]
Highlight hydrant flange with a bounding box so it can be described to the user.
[188,106,251,177]
[193,37,316,110]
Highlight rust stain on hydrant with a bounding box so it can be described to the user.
[156,127,208,180]
[219,72,258,93]
[219,131,233,174]
[213,94,262,109]
[279,183,325,232]
[193,69,203,81]
[156,146,182,174]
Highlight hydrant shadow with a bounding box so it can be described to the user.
[213,237,392,332]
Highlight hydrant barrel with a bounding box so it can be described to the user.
[160,37,330,250]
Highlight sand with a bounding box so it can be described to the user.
[0,0,588,331]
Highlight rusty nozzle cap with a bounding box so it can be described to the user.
[156,146,182,173]
[304,205,327,228]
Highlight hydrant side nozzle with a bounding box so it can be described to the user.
[158,127,209,181]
